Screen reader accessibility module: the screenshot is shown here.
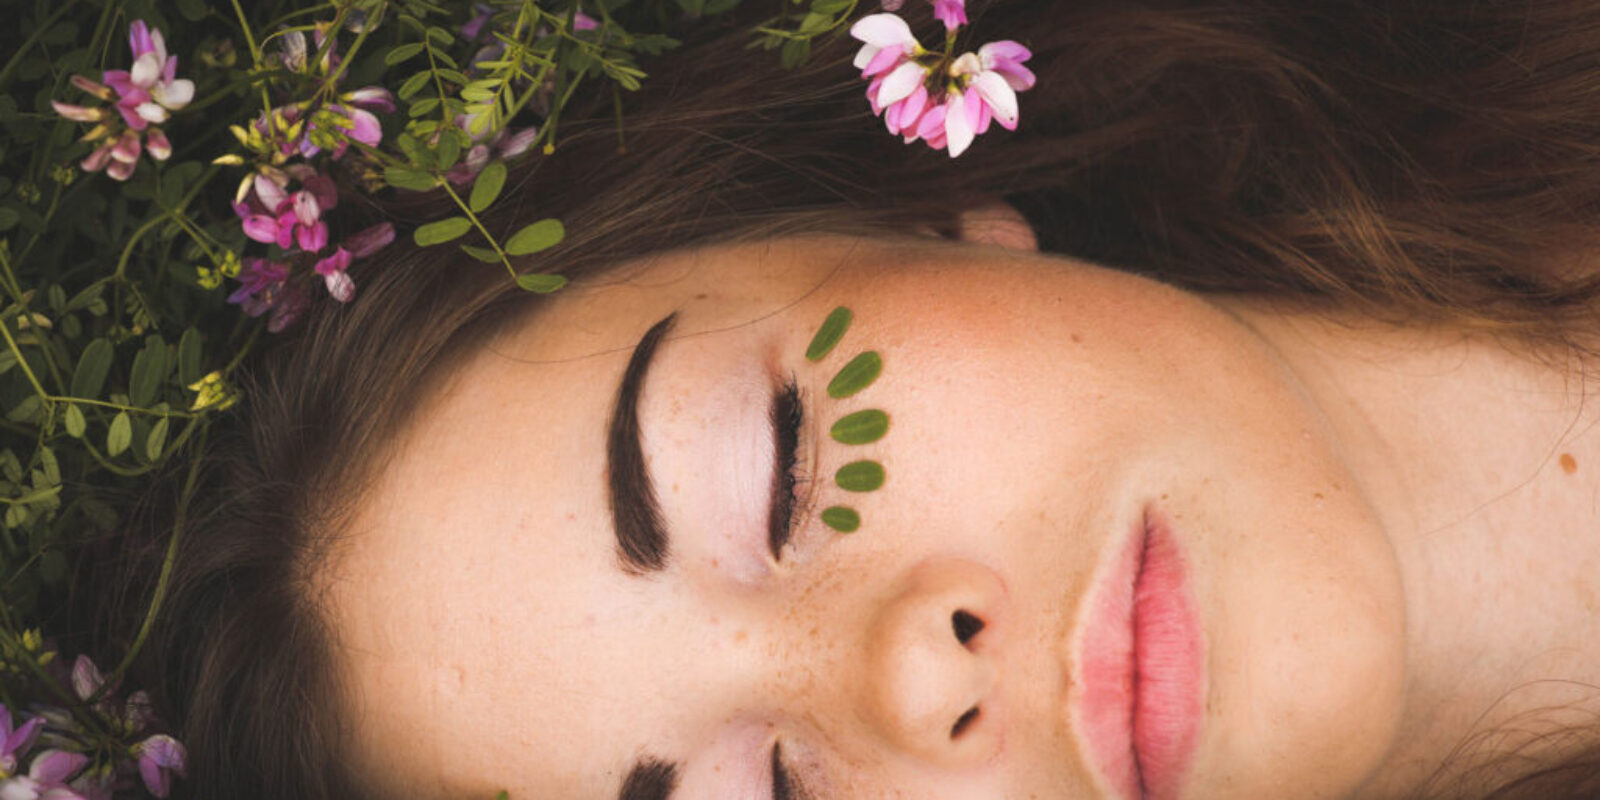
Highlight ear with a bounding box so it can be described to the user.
[954,201,1039,252]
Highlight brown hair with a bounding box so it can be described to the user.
[96,0,1600,797]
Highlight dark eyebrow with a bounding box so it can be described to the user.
[607,313,677,574]
[618,757,679,800]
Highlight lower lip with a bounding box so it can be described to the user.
[1075,509,1205,800]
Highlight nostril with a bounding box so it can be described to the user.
[952,609,984,645]
[950,706,981,739]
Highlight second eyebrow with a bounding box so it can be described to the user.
[607,312,678,575]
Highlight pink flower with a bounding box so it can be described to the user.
[51,21,190,181]
[445,121,539,185]
[313,222,395,303]
[133,736,185,799]
[0,749,90,800]
[102,21,195,131]
[0,706,43,775]
[234,168,338,253]
[932,0,966,31]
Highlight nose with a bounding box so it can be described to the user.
[860,558,1007,767]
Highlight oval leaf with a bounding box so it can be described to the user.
[505,219,565,256]
[515,273,568,293]
[107,412,132,457]
[146,417,170,461]
[178,327,204,385]
[805,306,852,361]
[830,409,889,445]
[129,336,168,408]
[821,506,861,533]
[385,43,425,65]
[413,217,473,246]
[63,404,85,439]
[71,338,113,399]
[834,460,885,492]
[827,351,882,399]
[459,244,503,263]
[470,161,507,213]
[383,166,438,191]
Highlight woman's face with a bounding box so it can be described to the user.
[327,235,1408,799]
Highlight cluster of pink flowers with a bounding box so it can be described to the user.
[850,0,1036,157]
[0,656,184,800]
[50,21,195,180]
[213,24,398,327]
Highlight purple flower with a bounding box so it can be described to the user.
[461,2,496,40]
[932,0,966,31]
[234,168,338,253]
[0,706,43,775]
[133,736,185,799]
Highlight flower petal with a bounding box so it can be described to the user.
[876,60,927,111]
[861,44,904,78]
[254,175,287,211]
[933,0,967,32]
[344,222,396,258]
[292,190,321,227]
[323,269,355,303]
[343,86,396,113]
[496,127,539,158]
[29,749,88,783]
[344,107,382,147]
[135,101,170,125]
[152,79,193,110]
[852,43,881,71]
[240,214,279,243]
[850,13,915,48]
[70,75,114,100]
[146,128,171,160]
[314,247,352,277]
[129,21,154,60]
[107,158,136,181]
[71,656,103,701]
[130,52,162,89]
[971,70,1018,128]
[297,221,329,253]
[944,91,975,157]
[50,102,103,122]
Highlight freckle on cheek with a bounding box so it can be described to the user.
[1560,453,1578,474]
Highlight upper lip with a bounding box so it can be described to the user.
[1069,508,1148,800]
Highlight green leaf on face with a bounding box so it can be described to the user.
[107,412,132,457]
[826,351,881,399]
[71,338,113,399]
[821,506,861,533]
[834,459,885,492]
[830,409,889,444]
[146,417,170,461]
[413,217,473,246]
[805,306,851,361]
[384,165,438,191]
[505,219,565,256]
[470,161,507,213]
[515,273,568,293]
[63,404,85,439]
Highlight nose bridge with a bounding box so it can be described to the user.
[853,558,1008,767]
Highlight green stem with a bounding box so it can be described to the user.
[438,181,515,280]
[0,322,49,402]
[93,425,208,703]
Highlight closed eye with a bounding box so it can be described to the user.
[767,378,806,560]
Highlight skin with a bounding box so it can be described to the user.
[324,211,1600,799]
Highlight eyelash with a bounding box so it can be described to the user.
[768,379,807,560]
[771,741,802,800]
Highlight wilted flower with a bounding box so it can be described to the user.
[132,736,185,799]
[446,119,539,185]
[228,258,309,332]
[314,222,396,303]
[51,21,193,181]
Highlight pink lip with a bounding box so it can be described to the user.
[1074,507,1205,800]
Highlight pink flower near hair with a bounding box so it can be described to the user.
[0,705,43,775]
[134,735,187,798]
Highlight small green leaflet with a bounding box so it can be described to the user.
[146,417,169,461]
[107,412,132,457]
[505,219,565,256]
[516,274,568,293]
[71,339,113,399]
[821,506,861,533]
[830,409,888,445]
[805,306,851,361]
[414,217,473,246]
[826,351,881,398]
[470,161,507,212]
[834,460,885,492]
[384,165,437,191]
[63,405,85,439]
